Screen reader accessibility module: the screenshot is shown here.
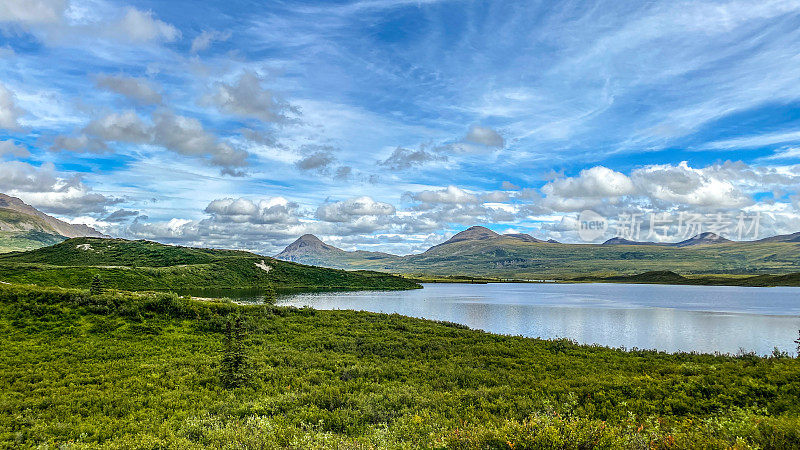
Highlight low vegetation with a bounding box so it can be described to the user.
[0,237,420,292]
[572,270,800,287]
[1,283,799,448]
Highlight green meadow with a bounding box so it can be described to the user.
[1,283,799,449]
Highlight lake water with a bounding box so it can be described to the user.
[269,283,800,356]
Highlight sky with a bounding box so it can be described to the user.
[1,0,800,255]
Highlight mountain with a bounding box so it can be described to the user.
[755,231,800,243]
[0,193,106,252]
[438,226,499,245]
[674,232,731,247]
[0,237,419,291]
[602,233,732,247]
[504,233,545,243]
[277,234,346,261]
[275,225,800,279]
[602,237,663,246]
[275,234,399,269]
[427,227,546,251]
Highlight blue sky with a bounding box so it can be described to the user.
[2,0,800,254]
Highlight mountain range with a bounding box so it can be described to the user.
[0,193,106,252]
[275,226,800,278]
[4,193,799,279]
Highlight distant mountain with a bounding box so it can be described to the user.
[427,227,546,252]
[673,232,731,247]
[755,231,800,243]
[0,193,106,252]
[438,226,499,245]
[602,237,663,246]
[602,232,732,247]
[277,234,345,261]
[275,234,399,269]
[275,225,800,279]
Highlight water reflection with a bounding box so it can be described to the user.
[275,283,800,356]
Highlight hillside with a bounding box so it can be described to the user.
[275,226,800,279]
[0,193,106,252]
[1,283,798,448]
[0,237,420,291]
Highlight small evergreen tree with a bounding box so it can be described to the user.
[90,275,103,295]
[795,329,800,358]
[220,316,250,388]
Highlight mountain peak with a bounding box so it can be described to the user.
[674,232,731,247]
[441,226,500,245]
[275,234,345,261]
[297,234,324,244]
[0,193,26,208]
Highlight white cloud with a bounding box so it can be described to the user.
[0,161,119,214]
[204,197,299,224]
[51,134,108,153]
[631,162,751,208]
[762,147,800,160]
[0,140,30,158]
[205,70,297,123]
[501,181,520,190]
[464,125,504,148]
[543,166,636,199]
[77,110,249,174]
[115,8,180,43]
[95,74,162,105]
[151,111,248,175]
[0,0,65,25]
[378,147,446,170]
[316,196,395,222]
[191,29,231,53]
[409,185,480,205]
[705,130,800,150]
[538,162,788,214]
[104,209,139,222]
[0,83,25,131]
[295,149,336,173]
[84,110,151,143]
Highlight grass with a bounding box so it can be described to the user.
[1,283,799,448]
[0,237,420,292]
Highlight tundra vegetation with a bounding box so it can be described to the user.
[1,283,799,448]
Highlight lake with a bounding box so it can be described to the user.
[266,282,800,356]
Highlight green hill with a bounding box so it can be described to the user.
[0,237,420,292]
[276,226,800,280]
